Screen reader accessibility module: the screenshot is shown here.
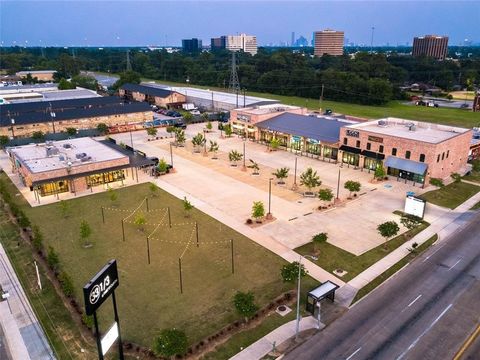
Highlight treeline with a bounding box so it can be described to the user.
[1,47,479,105]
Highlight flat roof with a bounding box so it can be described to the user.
[235,103,301,115]
[121,83,176,98]
[256,113,354,143]
[346,117,470,144]
[10,138,128,174]
[16,70,56,75]
[308,281,339,299]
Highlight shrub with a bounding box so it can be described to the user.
[251,201,265,221]
[152,329,188,358]
[233,291,258,322]
[81,314,94,329]
[450,172,461,183]
[281,261,307,283]
[58,271,75,297]
[429,178,444,187]
[47,246,60,271]
[32,225,44,251]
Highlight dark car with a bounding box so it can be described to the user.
[174,121,187,129]
[323,109,333,115]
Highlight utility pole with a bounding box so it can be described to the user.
[370,26,375,54]
[228,51,240,93]
[295,256,302,341]
[126,49,132,71]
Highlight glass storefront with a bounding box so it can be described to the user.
[387,167,425,184]
[364,157,383,171]
[306,142,321,156]
[322,146,338,160]
[38,180,69,197]
[86,170,125,188]
[290,135,303,151]
[342,152,359,166]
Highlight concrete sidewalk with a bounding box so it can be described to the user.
[229,316,319,360]
[339,190,480,306]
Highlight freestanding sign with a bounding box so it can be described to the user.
[404,195,426,219]
[83,260,124,360]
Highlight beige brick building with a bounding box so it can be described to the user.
[119,83,186,108]
[339,118,472,185]
[314,30,344,57]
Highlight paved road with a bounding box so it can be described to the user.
[285,211,480,360]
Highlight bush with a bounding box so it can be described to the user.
[47,246,60,271]
[233,291,258,321]
[281,261,307,283]
[81,314,94,329]
[152,329,188,358]
[429,178,444,187]
[58,271,75,297]
[450,172,462,183]
[32,225,44,251]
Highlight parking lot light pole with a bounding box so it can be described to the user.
[203,129,207,156]
[170,142,173,167]
[336,168,341,201]
[267,178,273,219]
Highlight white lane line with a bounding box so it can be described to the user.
[345,347,362,360]
[422,243,447,262]
[396,303,453,360]
[408,294,423,307]
[448,258,462,271]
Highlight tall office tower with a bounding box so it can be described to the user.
[182,38,202,53]
[412,35,449,60]
[314,29,344,56]
[225,34,258,55]
[211,36,227,51]
[291,32,295,47]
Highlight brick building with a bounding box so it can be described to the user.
[412,35,449,60]
[119,83,186,108]
[0,97,152,138]
[7,137,153,200]
[339,118,471,185]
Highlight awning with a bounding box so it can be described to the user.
[339,145,361,154]
[361,150,385,160]
[384,156,427,174]
[247,128,256,133]
[232,124,244,130]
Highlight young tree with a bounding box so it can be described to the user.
[247,159,260,175]
[400,214,422,230]
[269,137,280,151]
[281,261,307,283]
[47,246,60,271]
[251,201,265,222]
[96,123,108,135]
[208,140,219,159]
[318,188,334,206]
[65,127,77,137]
[205,120,213,132]
[146,126,157,140]
[344,180,361,198]
[374,166,385,180]
[149,183,158,197]
[224,124,233,137]
[183,197,194,217]
[79,220,93,247]
[0,135,9,149]
[156,159,169,174]
[166,126,175,138]
[312,232,328,254]
[272,167,289,185]
[152,329,188,359]
[58,200,70,218]
[31,131,45,142]
[228,150,243,166]
[377,221,400,248]
[202,112,209,122]
[233,291,258,323]
[175,129,186,147]
[300,167,321,195]
[32,225,44,251]
[191,133,206,153]
[183,112,193,123]
[134,212,147,233]
[108,187,118,203]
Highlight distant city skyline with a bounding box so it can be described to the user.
[1,1,479,47]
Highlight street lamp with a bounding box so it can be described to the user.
[203,129,207,156]
[267,178,273,219]
[336,168,341,201]
[169,142,174,168]
[10,118,15,138]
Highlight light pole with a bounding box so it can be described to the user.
[295,256,302,341]
[292,157,298,190]
[267,178,273,219]
[203,129,207,156]
[336,168,341,201]
[169,142,173,167]
[242,139,246,170]
[10,118,15,138]
[243,88,246,108]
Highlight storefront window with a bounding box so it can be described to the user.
[342,152,359,166]
[38,180,69,197]
[323,146,338,160]
[290,135,302,151]
[364,157,383,171]
[306,141,320,155]
[86,170,125,188]
[387,167,424,184]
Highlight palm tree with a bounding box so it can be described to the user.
[191,133,206,153]
[175,129,186,147]
[300,167,321,196]
[228,150,243,166]
[272,167,289,185]
[209,140,219,159]
[248,159,260,175]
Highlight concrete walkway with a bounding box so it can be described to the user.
[230,316,319,360]
[337,189,480,306]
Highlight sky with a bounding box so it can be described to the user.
[0,0,479,47]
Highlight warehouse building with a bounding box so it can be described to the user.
[0,97,152,138]
[339,118,472,185]
[119,83,186,108]
[16,70,57,82]
[7,137,152,200]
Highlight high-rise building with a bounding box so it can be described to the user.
[412,35,448,60]
[314,29,344,56]
[294,35,308,47]
[291,32,295,47]
[182,38,202,53]
[211,36,227,51]
[225,34,258,55]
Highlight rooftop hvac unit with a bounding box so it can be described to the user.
[59,155,65,161]
[63,143,72,149]
[75,152,87,159]
[377,120,387,127]
[80,156,92,162]
[46,147,59,157]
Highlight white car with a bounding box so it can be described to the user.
[190,110,200,115]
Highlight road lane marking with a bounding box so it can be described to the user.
[448,258,462,271]
[422,242,447,262]
[396,303,453,360]
[453,322,480,360]
[345,347,362,360]
[408,294,422,307]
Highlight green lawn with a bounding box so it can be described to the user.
[352,234,438,303]
[0,173,318,350]
[463,170,480,184]
[419,181,480,209]
[128,74,480,128]
[295,220,429,282]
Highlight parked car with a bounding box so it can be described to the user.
[190,110,201,115]
[323,109,333,115]
[174,121,187,129]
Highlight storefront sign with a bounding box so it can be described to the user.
[83,260,119,316]
[237,114,251,122]
[368,135,383,143]
[346,129,359,138]
[404,196,426,219]
[291,135,302,143]
[308,138,319,144]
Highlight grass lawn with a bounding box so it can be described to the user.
[0,205,97,359]
[463,170,480,184]
[448,91,476,101]
[419,181,480,209]
[0,173,318,350]
[128,74,480,128]
[352,234,438,303]
[470,201,480,210]
[295,220,429,282]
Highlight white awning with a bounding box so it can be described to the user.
[232,124,244,130]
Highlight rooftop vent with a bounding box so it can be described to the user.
[75,152,87,159]
[59,155,65,161]
[46,147,59,157]
[377,120,388,127]
[80,156,92,162]
[63,143,72,149]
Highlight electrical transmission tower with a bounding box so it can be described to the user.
[228,51,240,93]
[126,50,132,71]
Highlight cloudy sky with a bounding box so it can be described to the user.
[1,0,479,47]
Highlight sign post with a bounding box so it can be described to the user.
[83,259,124,360]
